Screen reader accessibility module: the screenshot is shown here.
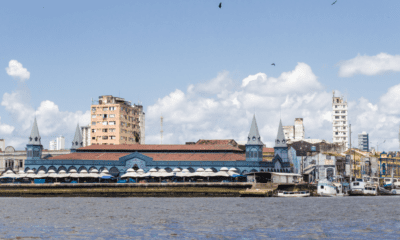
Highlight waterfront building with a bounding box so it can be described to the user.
[24,115,290,175]
[90,95,145,145]
[332,91,348,149]
[282,118,305,141]
[358,132,369,152]
[379,152,400,179]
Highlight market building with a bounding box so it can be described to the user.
[24,115,291,176]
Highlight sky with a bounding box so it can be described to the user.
[1,0,400,151]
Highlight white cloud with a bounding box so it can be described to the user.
[1,88,91,148]
[0,117,15,135]
[145,62,400,152]
[5,60,30,81]
[338,53,400,77]
[146,63,331,147]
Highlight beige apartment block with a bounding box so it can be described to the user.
[90,95,145,145]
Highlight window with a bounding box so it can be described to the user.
[335,116,339,119]
[19,160,23,168]
[110,107,115,111]
[92,129,96,133]
[103,107,108,111]
[92,137,95,140]
[110,136,116,140]
[121,137,124,140]
[103,114,107,118]
[343,121,346,124]
[335,105,338,108]
[92,115,96,118]
[129,137,134,141]
[92,107,96,112]
[341,111,346,113]
[102,136,108,140]
[110,128,116,132]
[102,129,108,132]
[335,132,338,135]
[109,121,116,125]
[102,121,108,125]
[343,127,346,130]
[109,114,115,118]
[335,111,339,113]
[341,116,345,119]
[92,122,96,125]
[343,137,346,140]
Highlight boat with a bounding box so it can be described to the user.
[317,179,340,197]
[348,178,378,196]
[276,190,310,197]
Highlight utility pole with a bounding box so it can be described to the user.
[349,124,352,182]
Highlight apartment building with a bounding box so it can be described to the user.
[332,91,348,148]
[90,95,145,145]
[282,118,305,141]
[81,125,91,147]
[358,132,369,152]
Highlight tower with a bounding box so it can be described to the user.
[274,119,288,162]
[332,91,348,148]
[26,117,43,161]
[71,124,83,152]
[245,115,263,161]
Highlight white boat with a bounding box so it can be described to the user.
[349,178,377,196]
[277,190,310,197]
[317,179,339,197]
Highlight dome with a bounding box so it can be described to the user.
[220,167,229,171]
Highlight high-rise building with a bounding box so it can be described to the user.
[332,91,348,148]
[358,132,369,152]
[90,95,145,145]
[81,125,91,147]
[56,135,65,150]
[282,118,305,141]
[0,139,5,152]
[49,140,56,150]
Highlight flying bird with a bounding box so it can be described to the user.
[219,3,221,8]
[331,0,337,5]
[271,63,275,66]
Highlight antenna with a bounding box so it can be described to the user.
[160,114,164,144]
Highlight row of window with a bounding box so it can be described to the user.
[334,116,346,119]
[91,121,117,126]
[334,105,347,108]
[334,110,346,114]
[92,107,117,112]
[92,114,116,118]
[91,136,136,141]
[334,121,347,125]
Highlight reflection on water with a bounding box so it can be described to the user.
[0,197,399,239]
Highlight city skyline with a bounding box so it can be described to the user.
[1,1,400,150]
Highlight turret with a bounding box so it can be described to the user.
[71,124,83,152]
[245,115,263,161]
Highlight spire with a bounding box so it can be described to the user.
[71,124,83,149]
[247,115,263,145]
[275,119,287,148]
[28,117,41,145]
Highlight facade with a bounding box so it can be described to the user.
[358,132,369,152]
[24,116,290,175]
[56,136,65,150]
[90,95,145,145]
[332,91,348,148]
[282,118,305,141]
[81,125,91,147]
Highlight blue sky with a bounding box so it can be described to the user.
[1,1,400,150]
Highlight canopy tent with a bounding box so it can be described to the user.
[69,169,79,178]
[47,169,59,178]
[33,170,48,179]
[121,168,140,178]
[0,170,18,179]
[89,168,100,178]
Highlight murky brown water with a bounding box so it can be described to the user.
[0,196,399,239]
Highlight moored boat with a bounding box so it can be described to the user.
[276,190,310,197]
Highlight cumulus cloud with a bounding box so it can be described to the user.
[2,61,90,149]
[338,53,400,77]
[145,62,400,151]
[147,63,331,147]
[5,60,30,81]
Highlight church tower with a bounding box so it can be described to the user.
[26,117,43,161]
[274,119,288,162]
[245,115,264,161]
[71,124,83,152]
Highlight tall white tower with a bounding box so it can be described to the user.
[332,91,348,148]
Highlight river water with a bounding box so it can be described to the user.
[0,196,399,239]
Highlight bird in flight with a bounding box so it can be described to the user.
[219,3,221,8]
[332,0,337,5]
[271,63,275,66]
